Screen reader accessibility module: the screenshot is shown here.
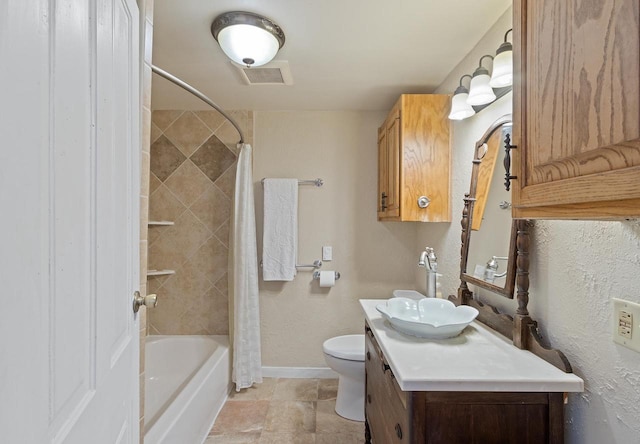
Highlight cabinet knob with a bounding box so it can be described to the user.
[366,351,371,360]
[417,195,430,208]
[367,394,372,404]
[365,327,374,338]
[382,362,391,373]
[395,423,403,439]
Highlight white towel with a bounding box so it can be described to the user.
[262,178,298,281]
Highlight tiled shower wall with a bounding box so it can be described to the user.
[147,110,253,335]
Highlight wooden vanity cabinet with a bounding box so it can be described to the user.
[377,94,451,222]
[364,323,564,444]
[512,0,640,219]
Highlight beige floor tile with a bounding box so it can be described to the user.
[210,400,270,434]
[317,379,338,401]
[229,378,278,401]
[315,400,365,435]
[263,401,316,433]
[259,432,316,444]
[272,378,319,401]
[315,432,365,444]
[204,432,261,443]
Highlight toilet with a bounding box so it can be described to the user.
[322,334,365,422]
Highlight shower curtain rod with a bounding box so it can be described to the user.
[151,65,245,144]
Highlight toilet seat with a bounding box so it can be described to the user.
[323,334,365,361]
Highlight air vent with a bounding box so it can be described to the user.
[231,60,293,86]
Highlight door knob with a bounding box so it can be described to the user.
[133,291,158,313]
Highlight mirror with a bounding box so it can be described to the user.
[460,114,517,298]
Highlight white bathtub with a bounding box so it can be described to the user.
[144,335,231,444]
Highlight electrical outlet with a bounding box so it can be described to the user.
[612,298,640,353]
[322,246,332,261]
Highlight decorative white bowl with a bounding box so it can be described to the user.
[392,289,426,300]
[376,297,479,339]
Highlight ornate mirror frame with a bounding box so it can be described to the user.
[459,114,517,298]
[450,114,572,373]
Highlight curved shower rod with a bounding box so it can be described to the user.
[151,65,245,144]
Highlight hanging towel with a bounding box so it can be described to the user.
[262,178,298,281]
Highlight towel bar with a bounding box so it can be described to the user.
[296,260,322,269]
[261,178,324,187]
[259,259,323,270]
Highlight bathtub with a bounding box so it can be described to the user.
[144,335,231,444]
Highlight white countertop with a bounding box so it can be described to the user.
[360,299,584,393]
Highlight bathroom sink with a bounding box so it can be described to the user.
[376,297,478,339]
[392,289,426,300]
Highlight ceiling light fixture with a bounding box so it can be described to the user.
[211,11,285,68]
[448,75,476,120]
[489,29,513,88]
[467,55,496,106]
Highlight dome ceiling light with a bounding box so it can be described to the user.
[211,11,285,68]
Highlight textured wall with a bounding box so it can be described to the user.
[254,111,417,367]
[147,109,252,335]
[416,7,640,443]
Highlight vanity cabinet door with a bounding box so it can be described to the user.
[365,330,409,443]
[512,0,640,219]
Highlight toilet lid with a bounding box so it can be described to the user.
[323,334,365,361]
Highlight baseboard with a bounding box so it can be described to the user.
[261,366,337,379]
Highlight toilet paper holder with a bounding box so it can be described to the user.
[313,271,341,281]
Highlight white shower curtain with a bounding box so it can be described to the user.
[229,143,262,391]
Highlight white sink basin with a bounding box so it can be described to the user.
[376,297,479,339]
[392,289,426,300]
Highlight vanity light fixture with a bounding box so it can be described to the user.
[448,75,476,120]
[211,11,285,67]
[489,29,513,88]
[467,55,496,106]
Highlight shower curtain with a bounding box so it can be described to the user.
[229,143,262,391]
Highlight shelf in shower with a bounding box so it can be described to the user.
[147,269,176,277]
[148,220,174,226]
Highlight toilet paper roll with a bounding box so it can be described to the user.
[319,270,336,287]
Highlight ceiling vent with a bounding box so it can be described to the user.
[231,60,293,86]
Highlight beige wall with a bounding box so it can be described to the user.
[417,7,640,443]
[254,111,417,367]
[146,110,253,335]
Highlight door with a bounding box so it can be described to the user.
[0,1,140,443]
[386,110,401,218]
[512,0,640,219]
[378,126,388,217]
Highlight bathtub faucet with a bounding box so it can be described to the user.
[418,247,437,298]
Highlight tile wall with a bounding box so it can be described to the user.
[147,109,253,335]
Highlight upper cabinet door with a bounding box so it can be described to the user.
[512,0,640,219]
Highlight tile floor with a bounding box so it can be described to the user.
[205,378,365,444]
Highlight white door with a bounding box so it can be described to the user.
[0,1,141,443]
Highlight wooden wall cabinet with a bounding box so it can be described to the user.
[512,0,640,219]
[377,94,451,222]
[364,323,564,444]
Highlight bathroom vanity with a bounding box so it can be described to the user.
[360,300,583,444]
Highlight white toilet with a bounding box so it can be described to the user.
[322,334,365,422]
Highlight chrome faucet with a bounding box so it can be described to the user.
[418,247,438,297]
[484,256,508,283]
